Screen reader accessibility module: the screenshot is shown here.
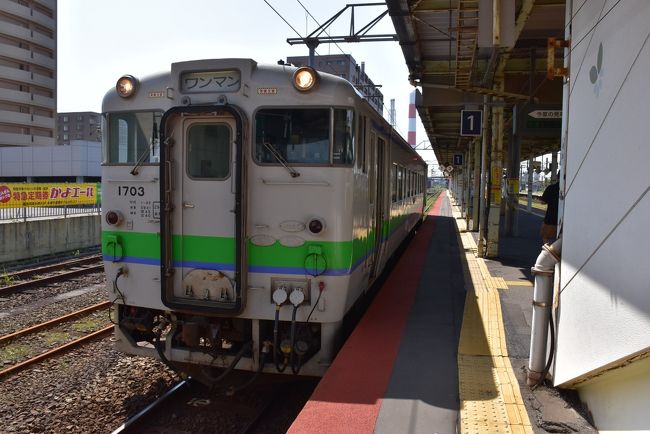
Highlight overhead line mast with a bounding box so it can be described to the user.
[286,2,398,67]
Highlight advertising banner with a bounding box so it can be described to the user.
[0,183,99,208]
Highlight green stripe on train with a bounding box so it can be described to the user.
[101,211,417,268]
[101,231,355,269]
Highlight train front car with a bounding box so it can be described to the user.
[101,59,426,383]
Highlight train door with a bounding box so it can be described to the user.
[368,134,385,281]
[160,108,246,313]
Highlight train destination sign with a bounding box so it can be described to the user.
[181,70,241,93]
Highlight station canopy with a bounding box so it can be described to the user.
[387,0,566,167]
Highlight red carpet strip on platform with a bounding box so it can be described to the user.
[288,192,446,434]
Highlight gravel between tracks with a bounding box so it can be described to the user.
[0,272,106,315]
[0,271,317,433]
[0,271,176,434]
[0,338,175,433]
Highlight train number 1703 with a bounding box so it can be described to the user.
[118,186,145,197]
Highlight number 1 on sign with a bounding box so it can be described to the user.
[467,115,475,131]
[461,110,482,136]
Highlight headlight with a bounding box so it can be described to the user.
[293,67,319,92]
[116,75,137,98]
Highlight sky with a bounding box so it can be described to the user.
[57,0,438,169]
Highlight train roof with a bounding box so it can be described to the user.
[102,58,425,166]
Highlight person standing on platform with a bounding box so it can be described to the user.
[540,176,560,244]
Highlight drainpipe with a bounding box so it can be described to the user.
[527,237,562,386]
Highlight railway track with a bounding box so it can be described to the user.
[110,375,318,434]
[110,381,190,434]
[0,301,113,379]
[3,254,103,281]
[0,255,104,295]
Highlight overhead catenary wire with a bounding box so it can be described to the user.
[263,0,303,39]
[295,0,348,62]
[264,0,348,78]
[265,0,407,136]
[294,1,403,130]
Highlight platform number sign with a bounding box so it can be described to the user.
[460,110,482,136]
[454,154,463,166]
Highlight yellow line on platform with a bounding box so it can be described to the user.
[450,197,533,434]
[505,280,534,287]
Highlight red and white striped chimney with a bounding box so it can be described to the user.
[408,90,416,147]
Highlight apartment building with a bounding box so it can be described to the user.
[57,111,100,145]
[0,0,57,147]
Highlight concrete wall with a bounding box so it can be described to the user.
[555,0,650,428]
[0,215,100,263]
[577,356,650,432]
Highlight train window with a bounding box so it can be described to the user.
[405,171,409,198]
[255,108,330,165]
[397,167,404,201]
[358,115,367,173]
[105,111,162,164]
[332,109,354,165]
[392,164,398,203]
[186,124,231,179]
[369,133,377,203]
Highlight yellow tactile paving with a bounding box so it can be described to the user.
[448,197,533,434]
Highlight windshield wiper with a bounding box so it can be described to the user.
[263,141,300,178]
[130,121,158,176]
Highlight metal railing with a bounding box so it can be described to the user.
[0,204,101,222]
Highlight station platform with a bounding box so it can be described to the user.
[288,191,595,434]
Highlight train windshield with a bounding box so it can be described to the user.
[105,111,162,164]
[255,108,354,165]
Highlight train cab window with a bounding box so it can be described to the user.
[255,108,330,165]
[105,111,162,164]
[255,108,354,166]
[332,109,354,165]
[186,124,231,179]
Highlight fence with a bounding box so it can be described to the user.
[0,204,101,222]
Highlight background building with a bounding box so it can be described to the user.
[286,54,384,114]
[0,140,100,182]
[57,111,100,145]
[0,0,57,147]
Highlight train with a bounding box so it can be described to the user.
[101,58,426,383]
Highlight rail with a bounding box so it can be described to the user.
[0,325,113,379]
[2,254,103,281]
[0,204,101,222]
[0,263,105,295]
[110,381,190,434]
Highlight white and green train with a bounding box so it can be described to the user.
[101,58,426,382]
